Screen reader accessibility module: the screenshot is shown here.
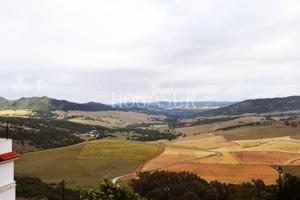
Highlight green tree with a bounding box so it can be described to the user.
[80,178,145,200]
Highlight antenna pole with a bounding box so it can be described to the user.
[6,121,9,139]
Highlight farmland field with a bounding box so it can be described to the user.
[173,133,238,149]
[15,139,159,188]
[216,122,300,141]
[141,131,300,184]
[78,140,159,160]
[55,110,166,128]
[175,116,263,136]
[164,163,278,184]
[142,147,214,171]
[0,109,33,117]
[232,151,300,165]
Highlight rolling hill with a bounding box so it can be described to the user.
[200,96,300,116]
[0,96,112,112]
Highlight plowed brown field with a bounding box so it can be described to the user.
[164,163,278,184]
[232,151,300,165]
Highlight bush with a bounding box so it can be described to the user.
[80,178,145,200]
[16,177,80,200]
[131,171,278,200]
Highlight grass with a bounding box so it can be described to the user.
[78,139,159,160]
[15,140,159,189]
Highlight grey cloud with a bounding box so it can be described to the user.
[0,0,300,103]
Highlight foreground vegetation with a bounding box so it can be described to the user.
[17,171,300,200]
[16,177,80,200]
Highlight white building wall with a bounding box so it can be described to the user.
[0,162,14,186]
[0,139,16,200]
[0,183,16,200]
[0,139,12,154]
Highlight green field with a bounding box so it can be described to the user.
[78,140,158,160]
[15,139,159,188]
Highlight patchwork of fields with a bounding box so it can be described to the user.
[142,133,300,184]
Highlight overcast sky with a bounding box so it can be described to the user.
[1,0,300,103]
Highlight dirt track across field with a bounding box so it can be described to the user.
[136,144,166,172]
[112,142,223,184]
[112,143,166,184]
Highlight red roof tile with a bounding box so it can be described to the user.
[0,152,19,162]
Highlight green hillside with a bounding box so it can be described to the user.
[0,96,112,112]
[201,96,300,116]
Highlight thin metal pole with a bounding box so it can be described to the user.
[61,180,65,200]
[277,166,283,200]
[6,121,9,139]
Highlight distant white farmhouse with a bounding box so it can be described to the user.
[0,138,19,200]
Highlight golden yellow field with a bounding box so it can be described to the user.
[218,137,300,153]
[0,109,32,117]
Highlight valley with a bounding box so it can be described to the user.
[3,96,300,190]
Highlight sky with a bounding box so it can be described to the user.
[1,0,300,103]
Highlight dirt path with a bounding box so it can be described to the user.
[136,143,166,172]
[112,143,166,184]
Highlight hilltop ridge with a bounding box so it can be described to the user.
[200,96,300,116]
[0,96,112,112]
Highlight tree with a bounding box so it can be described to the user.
[80,178,145,200]
[281,174,300,200]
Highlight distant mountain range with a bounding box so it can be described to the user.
[1,96,300,116]
[0,97,112,112]
[200,96,300,116]
[0,97,233,113]
[113,101,235,110]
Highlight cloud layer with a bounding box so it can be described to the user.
[1,0,300,103]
